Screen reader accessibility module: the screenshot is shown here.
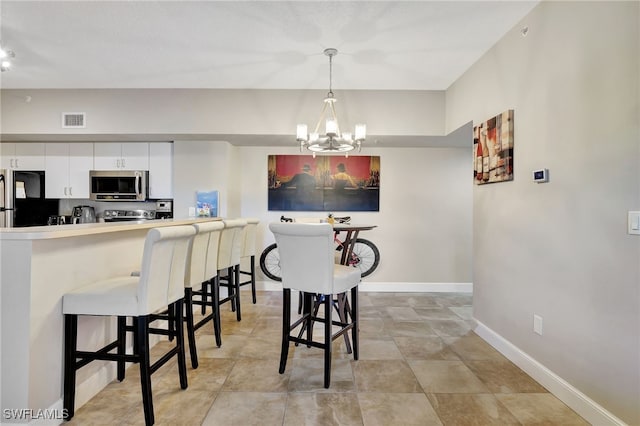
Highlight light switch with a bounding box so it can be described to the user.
[628,211,640,235]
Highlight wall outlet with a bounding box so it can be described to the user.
[533,314,543,335]
[188,207,196,217]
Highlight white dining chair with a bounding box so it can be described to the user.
[269,222,361,388]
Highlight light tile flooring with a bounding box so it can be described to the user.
[67,291,589,425]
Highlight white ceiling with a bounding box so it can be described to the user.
[0,0,538,91]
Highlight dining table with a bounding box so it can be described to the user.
[331,222,377,267]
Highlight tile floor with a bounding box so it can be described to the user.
[67,291,589,425]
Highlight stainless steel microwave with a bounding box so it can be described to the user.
[89,170,149,201]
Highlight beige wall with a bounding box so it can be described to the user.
[446,2,639,424]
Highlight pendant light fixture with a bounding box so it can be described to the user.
[296,48,366,156]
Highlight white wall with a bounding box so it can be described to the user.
[173,140,473,287]
[446,2,639,424]
[173,140,237,219]
[0,89,445,138]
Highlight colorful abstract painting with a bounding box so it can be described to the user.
[268,155,380,212]
[473,110,514,184]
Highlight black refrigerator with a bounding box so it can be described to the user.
[0,169,59,227]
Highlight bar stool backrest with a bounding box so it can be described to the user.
[218,219,247,270]
[241,218,260,258]
[269,222,335,294]
[187,221,225,287]
[137,225,196,315]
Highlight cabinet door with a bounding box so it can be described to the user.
[45,143,70,198]
[68,143,94,198]
[149,143,173,199]
[0,143,16,169]
[121,143,149,170]
[93,143,122,170]
[15,143,46,169]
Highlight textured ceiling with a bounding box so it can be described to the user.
[0,1,538,91]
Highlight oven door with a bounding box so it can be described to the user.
[90,170,148,201]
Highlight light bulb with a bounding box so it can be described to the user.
[296,124,308,141]
[326,119,337,136]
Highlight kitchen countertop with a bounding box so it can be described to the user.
[0,217,222,240]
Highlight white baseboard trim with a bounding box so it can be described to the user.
[257,280,472,293]
[474,321,626,426]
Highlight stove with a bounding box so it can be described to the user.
[102,209,156,222]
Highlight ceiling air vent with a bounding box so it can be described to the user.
[62,112,86,128]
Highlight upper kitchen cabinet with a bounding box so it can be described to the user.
[0,143,46,170]
[93,142,149,170]
[149,143,173,199]
[45,143,94,199]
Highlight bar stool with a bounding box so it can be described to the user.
[238,218,260,304]
[269,222,361,388]
[62,225,195,426]
[184,220,225,368]
[217,219,247,316]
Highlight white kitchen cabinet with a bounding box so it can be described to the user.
[1,143,46,170]
[148,143,173,199]
[45,143,94,199]
[93,142,149,170]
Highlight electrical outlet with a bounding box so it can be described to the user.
[533,314,543,335]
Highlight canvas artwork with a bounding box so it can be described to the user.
[473,110,514,184]
[268,155,380,212]
[196,190,219,217]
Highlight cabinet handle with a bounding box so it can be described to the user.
[64,187,68,196]
[69,187,73,196]
[116,159,121,168]
[122,158,126,168]
[15,159,19,168]
[10,159,14,168]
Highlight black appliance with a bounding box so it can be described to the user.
[0,169,59,227]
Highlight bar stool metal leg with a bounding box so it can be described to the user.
[135,315,154,426]
[323,294,332,389]
[63,314,78,420]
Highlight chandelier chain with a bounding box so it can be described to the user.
[328,53,333,96]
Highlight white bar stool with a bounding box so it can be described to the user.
[269,222,361,388]
[62,225,195,426]
[216,219,247,317]
[238,218,260,304]
[184,221,225,367]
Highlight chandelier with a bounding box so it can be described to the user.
[0,44,15,72]
[296,48,366,156]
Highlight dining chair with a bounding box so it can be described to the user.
[269,222,361,388]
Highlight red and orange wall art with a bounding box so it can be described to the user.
[268,155,380,212]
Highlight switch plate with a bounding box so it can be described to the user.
[533,314,543,335]
[628,211,640,235]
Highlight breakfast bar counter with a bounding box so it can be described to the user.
[0,218,221,423]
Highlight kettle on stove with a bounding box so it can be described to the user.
[72,205,96,224]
